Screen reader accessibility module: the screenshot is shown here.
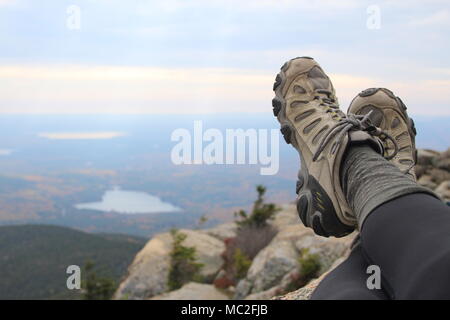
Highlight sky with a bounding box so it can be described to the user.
[0,0,449,115]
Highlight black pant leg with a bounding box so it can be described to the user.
[361,193,450,299]
[311,244,388,300]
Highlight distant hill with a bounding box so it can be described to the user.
[0,225,146,299]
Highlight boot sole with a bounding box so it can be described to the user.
[273,57,354,237]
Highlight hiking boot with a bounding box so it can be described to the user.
[272,57,384,237]
[348,88,417,180]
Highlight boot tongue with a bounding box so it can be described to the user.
[348,130,384,155]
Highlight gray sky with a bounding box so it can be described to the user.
[0,0,449,115]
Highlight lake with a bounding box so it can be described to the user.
[75,187,182,214]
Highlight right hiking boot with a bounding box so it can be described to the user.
[348,88,417,180]
[272,57,384,237]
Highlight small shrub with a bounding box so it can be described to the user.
[283,249,321,293]
[234,225,277,260]
[233,248,252,280]
[167,229,204,291]
[221,225,277,285]
[283,271,302,294]
[195,215,208,229]
[82,261,117,300]
[220,186,280,286]
[213,275,234,289]
[235,185,280,229]
[298,248,321,281]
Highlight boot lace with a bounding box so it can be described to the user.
[312,111,399,162]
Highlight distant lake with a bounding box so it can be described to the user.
[75,187,182,214]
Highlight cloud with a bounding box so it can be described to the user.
[133,0,361,14]
[0,149,13,155]
[409,10,450,27]
[0,65,273,114]
[38,132,127,140]
[0,0,16,6]
[0,64,449,115]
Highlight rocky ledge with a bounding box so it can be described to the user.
[114,148,450,300]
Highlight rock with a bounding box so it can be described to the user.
[200,222,237,241]
[234,223,355,299]
[150,282,229,300]
[429,168,450,185]
[287,283,316,300]
[417,175,438,190]
[232,206,303,299]
[416,148,450,185]
[247,251,351,301]
[244,286,280,300]
[294,233,352,274]
[114,229,225,300]
[415,164,427,179]
[274,256,348,300]
[181,230,225,280]
[273,278,321,300]
[244,268,298,300]
[238,225,311,298]
[436,158,450,172]
[245,238,298,294]
[114,233,171,300]
[234,279,253,299]
[116,147,449,301]
[269,204,299,229]
[435,181,450,201]
[437,147,450,167]
[417,149,440,166]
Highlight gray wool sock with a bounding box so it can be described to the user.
[341,145,437,230]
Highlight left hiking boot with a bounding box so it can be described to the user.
[347,88,417,180]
